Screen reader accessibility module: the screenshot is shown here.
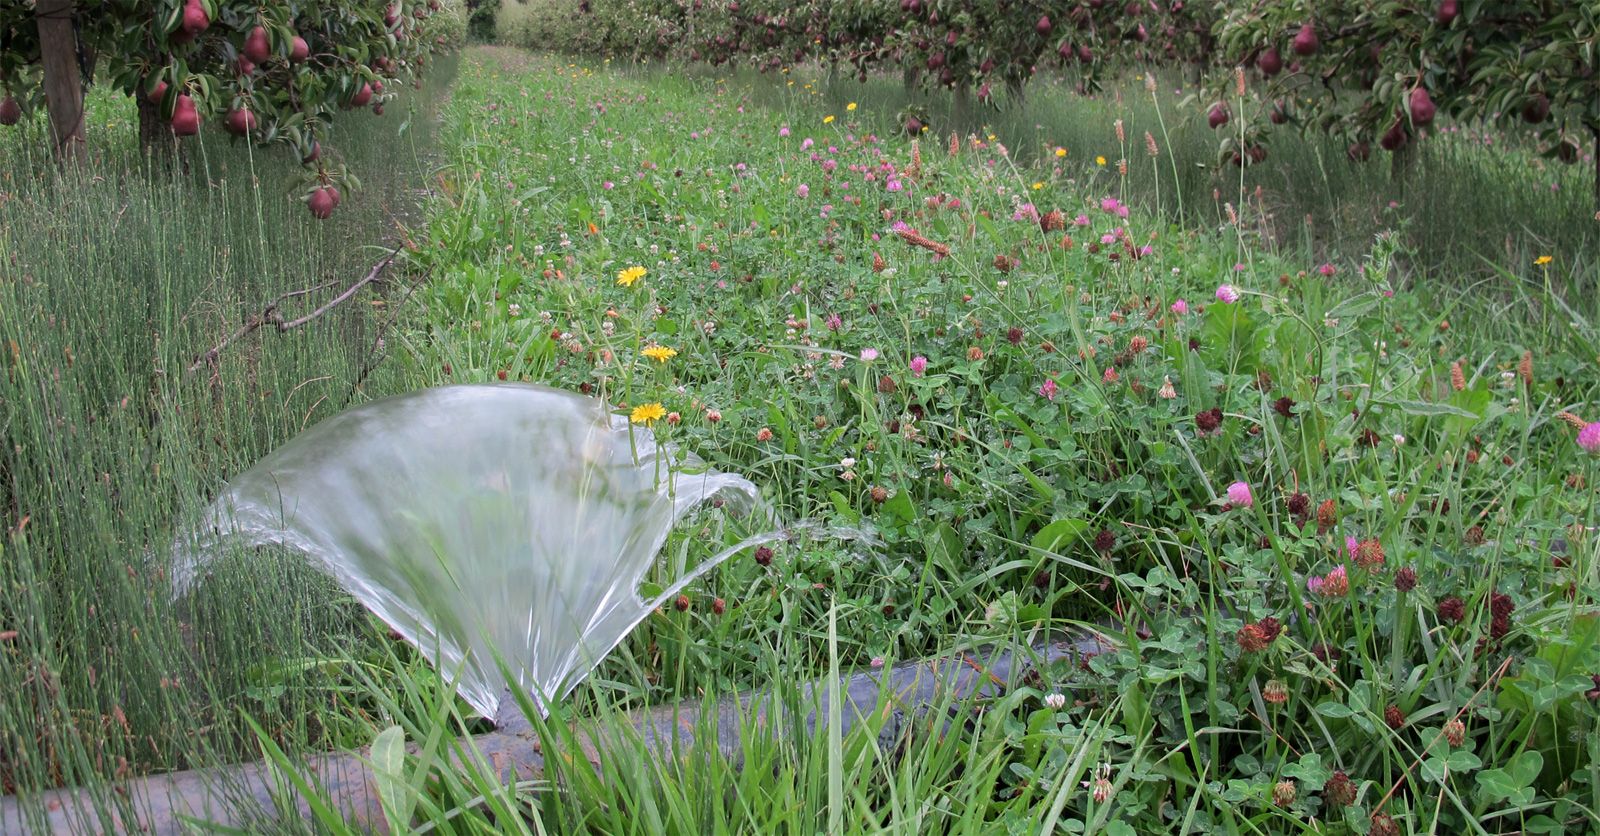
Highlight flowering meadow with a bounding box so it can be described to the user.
[371,48,1600,833]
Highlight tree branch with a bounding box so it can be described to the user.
[185,246,403,376]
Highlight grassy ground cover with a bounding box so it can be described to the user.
[321,46,1600,833]
[0,54,458,828]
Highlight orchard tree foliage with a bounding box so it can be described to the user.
[1215,1,1600,197]
[512,0,1216,111]
[0,0,465,217]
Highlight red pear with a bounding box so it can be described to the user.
[236,56,256,76]
[225,107,256,136]
[307,187,337,219]
[1408,88,1435,125]
[1257,47,1282,76]
[244,25,271,64]
[0,97,20,126]
[1521,93,1549,124]
[181,0,210,36]
[301,140,321,164]
[1436,0,1459,24]
[1207,102,1229,129]
[351,83,374,107]
[1379,119,1407,151]
[289,35,310,63]
[1291,23,1318,56]
[1036,15,1051,36]
[171,94,201,136]
[1269,101,1288,124]
[147,80,169,105]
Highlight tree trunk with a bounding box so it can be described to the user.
[1592,125,1599,215]
[902,66,919,93]
[1005,76,1026,111]
[1388,138,1417,196]
[36,0,87,164]
[136,95,175,163]
[951,83,971,129]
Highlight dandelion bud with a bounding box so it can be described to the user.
[870,485,889,503]
[673,594,691,612]
[712,597,726,615]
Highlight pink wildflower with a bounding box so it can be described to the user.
[859,348,879,362]
[1318,262,1337,277]
[1039,378,1059,401]
[1320,565,1349,596]
[1227,481,1253,508]
[1215,284,1241,303]
[909,355,928,376]
[1581,422,1600,455]
[796,183,809,198]
[779,126,791,137]
[1171,299,1189,314]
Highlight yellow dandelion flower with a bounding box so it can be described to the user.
[1031,182,1044,190]
[630,402,667,425]
[1535,255,1553,265]
[617,265,647,287]
[1095,155,1107,166]
[641,345,678,363]
[1055,147,1067,158]
[847,102,857,111]
[823,115,835,124]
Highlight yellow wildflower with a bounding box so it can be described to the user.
[1055,147,1067,158]
[823,115,835,124]
[846,102,857,111]
[630,402,667,425]
[1031,182,1044,190]
[1535,255,1553,265]
[641,345,678,363]
[1095,156,1107,166]
[617,265,647,287]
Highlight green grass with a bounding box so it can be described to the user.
[285,46,1600,832]
[0,53,459,826]
[8,39,1600,834]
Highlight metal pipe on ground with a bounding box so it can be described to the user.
[0,632,1109,834]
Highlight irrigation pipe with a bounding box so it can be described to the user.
[0,632,1111,834]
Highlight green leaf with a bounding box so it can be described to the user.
[1282,753,1330,788]
[1032,518,1087,553]
[370,724,413,830]
[1313,701,1354,718]
[1382,398,1481,419]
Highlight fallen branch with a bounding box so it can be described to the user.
[0,632,1109,834]
[184,247,403,376]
